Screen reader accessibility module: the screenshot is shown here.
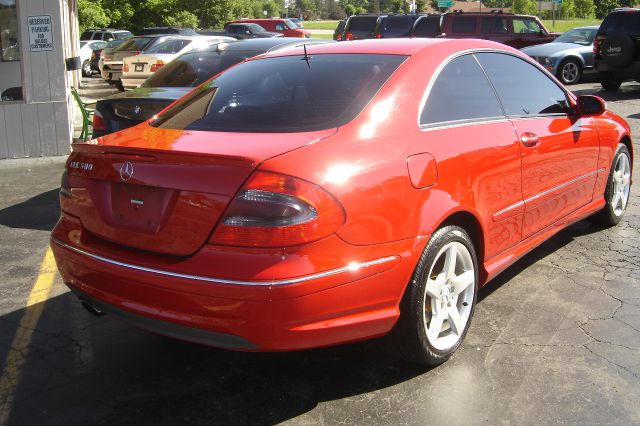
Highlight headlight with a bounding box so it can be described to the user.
[537,56,552,66]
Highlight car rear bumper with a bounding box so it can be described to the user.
[51,212,421,351]
[594,58,640,79]
[121,76,146,90]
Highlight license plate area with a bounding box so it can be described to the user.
[135,64,144,72]
[111,183,177,233]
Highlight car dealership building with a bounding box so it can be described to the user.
[0,0,79,159]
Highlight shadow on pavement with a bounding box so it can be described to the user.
[0,189,60,231]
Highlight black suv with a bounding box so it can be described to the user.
[594,8,640,91]
[374,14,423,38]
[343,14,379,40]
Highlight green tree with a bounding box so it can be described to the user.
[595,0,619,18]
[560,0,576,18]
[574,0,595,17]
[512,0,537,14]
[77,0,109,32]
[101,0,135,29]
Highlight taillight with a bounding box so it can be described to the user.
[133,51,141,56]
[209,171,345,247]
[123,63,129,72]
[150,60,164,72]
[346,32,353,40]
[92,110,106,132]
[375,33,382,39]
[336,34,342,41]
[593,38,599,54]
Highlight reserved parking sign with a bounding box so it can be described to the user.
[28,15,54,52]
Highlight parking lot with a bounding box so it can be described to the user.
[0,80,639,425]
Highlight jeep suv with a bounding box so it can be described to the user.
[414,12,558,49]
[593,8,640,91]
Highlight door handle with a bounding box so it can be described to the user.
[520,132,540,147]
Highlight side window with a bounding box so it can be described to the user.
[414,16,440,37]
[476,53,569,117]
[420,54,503,126]
[513,18,541,34]
[275,23,285,31]
[482,17,508,34]
[452,17,477,33]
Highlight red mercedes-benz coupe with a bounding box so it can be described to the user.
[52,39,633,365]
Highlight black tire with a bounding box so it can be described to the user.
[591,143,632,227]
[386,225,478,366]
[115,81,125,92]
[557,58,582,85]
[81,60,91,77]
[599,72,622,91]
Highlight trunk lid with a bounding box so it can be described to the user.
[63,123,336,256]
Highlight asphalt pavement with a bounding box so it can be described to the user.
[0,80,639,425]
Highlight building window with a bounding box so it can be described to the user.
[1,0,22,101]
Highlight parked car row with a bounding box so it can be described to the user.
[56,37,633,368]
[334,12,559,49]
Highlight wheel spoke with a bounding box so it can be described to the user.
[428,308,446,341]
[612,192,622,210]
[444,245,457,280]
[448,307,464,336]
[452,270,474,295]
[425,276,442,299]
[620,191,629,210]
[622,173,631,186]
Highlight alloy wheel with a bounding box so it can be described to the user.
[422,241,475,351]
[611,152,631,216]
[561,61,579,84]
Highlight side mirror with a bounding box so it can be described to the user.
[576,95,606,116]
[245,30,251,35]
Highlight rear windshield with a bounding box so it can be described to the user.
[142,49,265,88]
[600,11,640,35]
[151,54,406,133]
[413,16,441,37]
[114,31,133,40]
[116,37,153,51]
[384,16,412,31]
[146,39,192,54]
[348,17,378,31]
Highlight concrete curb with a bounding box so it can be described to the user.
[0,155,68,170]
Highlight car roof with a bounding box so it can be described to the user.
[214,37,318,51]
[260,38,519,59]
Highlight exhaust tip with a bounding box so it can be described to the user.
[81,300,105,316]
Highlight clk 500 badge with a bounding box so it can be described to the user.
[69,161,93,171]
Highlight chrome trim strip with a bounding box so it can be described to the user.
[51,238,397,286]
[524,169,602,204]
[492,169,604,217]
[493,201,525,217]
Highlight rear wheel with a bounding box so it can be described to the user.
[592,144,632,227]
[600,72,622,91]
[115,81,125,92]
[387,226,478,366]
[82,60,91,77]
[558,58,582,85]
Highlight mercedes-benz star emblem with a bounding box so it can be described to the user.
[133,105,142,115]
[120,161,134,182]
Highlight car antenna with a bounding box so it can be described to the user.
[302,44,311,69]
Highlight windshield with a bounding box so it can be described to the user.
[554,27,597,45]
[248,24,266,32]
[142,49,265,88]
[284,19,298,30]
[151,54,406,133]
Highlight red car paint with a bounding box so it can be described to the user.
[52,39,632,352]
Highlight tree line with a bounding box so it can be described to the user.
[79,0,638,32]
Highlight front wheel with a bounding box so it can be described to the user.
[592,143,632,227]
[387,225,478,366]
[558,58,582,85]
